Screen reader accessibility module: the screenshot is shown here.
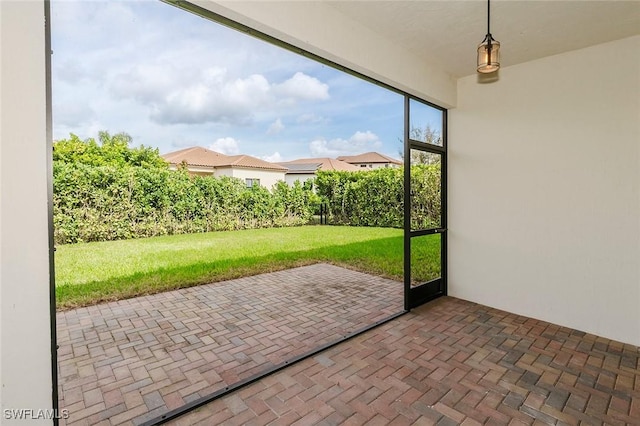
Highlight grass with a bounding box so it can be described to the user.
[55,225,441,309]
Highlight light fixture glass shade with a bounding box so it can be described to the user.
[477,35,500,73]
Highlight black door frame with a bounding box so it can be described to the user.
[403,97,447,310]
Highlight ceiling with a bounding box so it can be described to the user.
[325,1,640,78]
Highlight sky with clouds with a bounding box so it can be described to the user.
[51,0,443,162]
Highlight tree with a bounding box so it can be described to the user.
[53,131,167,169]
[397,125,442,165]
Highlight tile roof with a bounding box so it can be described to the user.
[222,155,288,171]
[162,147,287,171]
[337,151,403,165]
[162,146,225,168]
[280,158,360,172]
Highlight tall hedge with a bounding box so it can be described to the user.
[52,132,441,244]
[315,165,441,230]
[53,163,317,244]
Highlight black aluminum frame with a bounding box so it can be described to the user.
[403,98,448,310]
[140,311,405,425]
[45,1,60,424]
[46,0,448,424]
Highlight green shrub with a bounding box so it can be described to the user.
[52,132,319,244]
[315,165,441,229]
[52,132,440,244]
[53,163,317,244]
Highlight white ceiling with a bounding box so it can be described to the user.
[325,1,640,78]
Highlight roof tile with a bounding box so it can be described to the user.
[336,151,402,165]
[280,157,360,171]
[162,147,286,171]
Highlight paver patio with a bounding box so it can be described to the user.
[169,297,640,426]
[56,263,403,425]
[57,267,640,426]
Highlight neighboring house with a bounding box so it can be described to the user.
[162,146,287,190]
[162,148,400,190]
[278,157,360,186]
[337,152,403,169]
[279,157,360,172]
[278,163,321,186]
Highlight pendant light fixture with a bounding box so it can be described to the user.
[477,0,500,73]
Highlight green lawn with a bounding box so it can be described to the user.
[55,225,441,309]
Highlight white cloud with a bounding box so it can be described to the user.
[267,118,285,135]
[309,131,383,157]
[262,152,283,162]
[51,1,399,157]
[273,72,330,101]
[309,139,344,157]
[209,137,240,155]
[53,1,138,48]
[55,58,89,84]
[110,67,329,126]
[110,64,183,105]
[54,101,96,127]
[111,65,271,125]
[350,131,380,145]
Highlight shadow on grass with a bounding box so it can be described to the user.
[57,235,440,309]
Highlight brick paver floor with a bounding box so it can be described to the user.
[168,297,640,426]
[57,263,403,425]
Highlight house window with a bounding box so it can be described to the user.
[360,164,367,168]
[245,178,260,188]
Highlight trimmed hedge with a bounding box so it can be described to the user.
[315,165,441,230]
[52,136,440,244]
[53,162,317,244]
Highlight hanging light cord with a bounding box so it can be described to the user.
[477,0,499,73]
[487,0,491,35]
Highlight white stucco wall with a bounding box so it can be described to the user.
[284,173,316,186]
[0,0,54,423]
[449,36,640,346]
[214,167,286,191]
[194,0,457,108]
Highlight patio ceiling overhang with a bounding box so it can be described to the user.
[188,0,640,107]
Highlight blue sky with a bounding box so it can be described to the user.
[52,0,442,161]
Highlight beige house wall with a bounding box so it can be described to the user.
[284,173,316,186]
[0,1,54,421]
[449,36,640,346]
[214,167,286,191]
